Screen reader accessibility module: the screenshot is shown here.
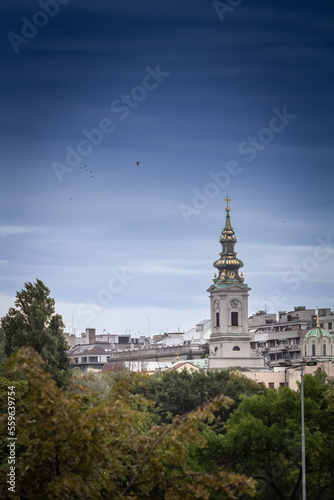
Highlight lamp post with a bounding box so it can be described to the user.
[279,360,317,500]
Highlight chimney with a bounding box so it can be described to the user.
[86,328,96,344]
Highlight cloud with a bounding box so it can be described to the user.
[56,302,208,336]
[0,226,45,238]
[128,261,207,276]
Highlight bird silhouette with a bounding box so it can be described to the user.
[136,161,140,166]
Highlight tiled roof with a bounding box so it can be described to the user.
[102,362,127,372]
[69,344,110,356]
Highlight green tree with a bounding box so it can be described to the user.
[1,279,71,387]
[0,325,7,370]
[135,368,266,423]
[221,371,334,499]
[0,347,256,500]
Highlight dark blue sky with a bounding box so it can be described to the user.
[0,0,333,335]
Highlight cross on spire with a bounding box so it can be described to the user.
[224,195,231,211]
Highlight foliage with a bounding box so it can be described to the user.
[69,370,163,429]
[0,326,7,367]
[0,377,28,417]
[0,347,256,500]
[0,377,29,470]
[135,368,267,423]
[70,370,111,405]
[221,370,334,499]
[1,279,72,387]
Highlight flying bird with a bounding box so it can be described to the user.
[136,161,140,166]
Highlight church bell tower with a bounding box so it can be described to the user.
[208,197,264,368]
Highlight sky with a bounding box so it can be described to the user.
[0,0,333,337]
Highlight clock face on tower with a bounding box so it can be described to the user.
[230,299,240,308]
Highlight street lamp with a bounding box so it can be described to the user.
[278,360,317,500]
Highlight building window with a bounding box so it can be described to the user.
[89,356,99,362]
[312,344,316,356]
[279,382,285,388]
[320,323,324,328]
[231,312,238,326]
[119,336,129,344]
[329,322,332,330]
[269,382,275,389]
[216,312,220,327]
[232,346,240,351]
[81,357,87,363]
[323,344,327,356]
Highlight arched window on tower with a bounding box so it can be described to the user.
[233,346,240,351]
[216,312,220,327]
[323,344,327,356]
[312,343,316,356]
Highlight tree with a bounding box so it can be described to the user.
[0,325,7,369]
[1,279,71,387]
[135,368,267,423]
[0,347,256,500]
[221,372,334,499]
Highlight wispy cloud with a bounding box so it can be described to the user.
[0,226,45,238]
[128,261,207,276]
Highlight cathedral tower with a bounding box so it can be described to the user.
[208,197,264,369]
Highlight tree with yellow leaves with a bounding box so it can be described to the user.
[0,347,255,499]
